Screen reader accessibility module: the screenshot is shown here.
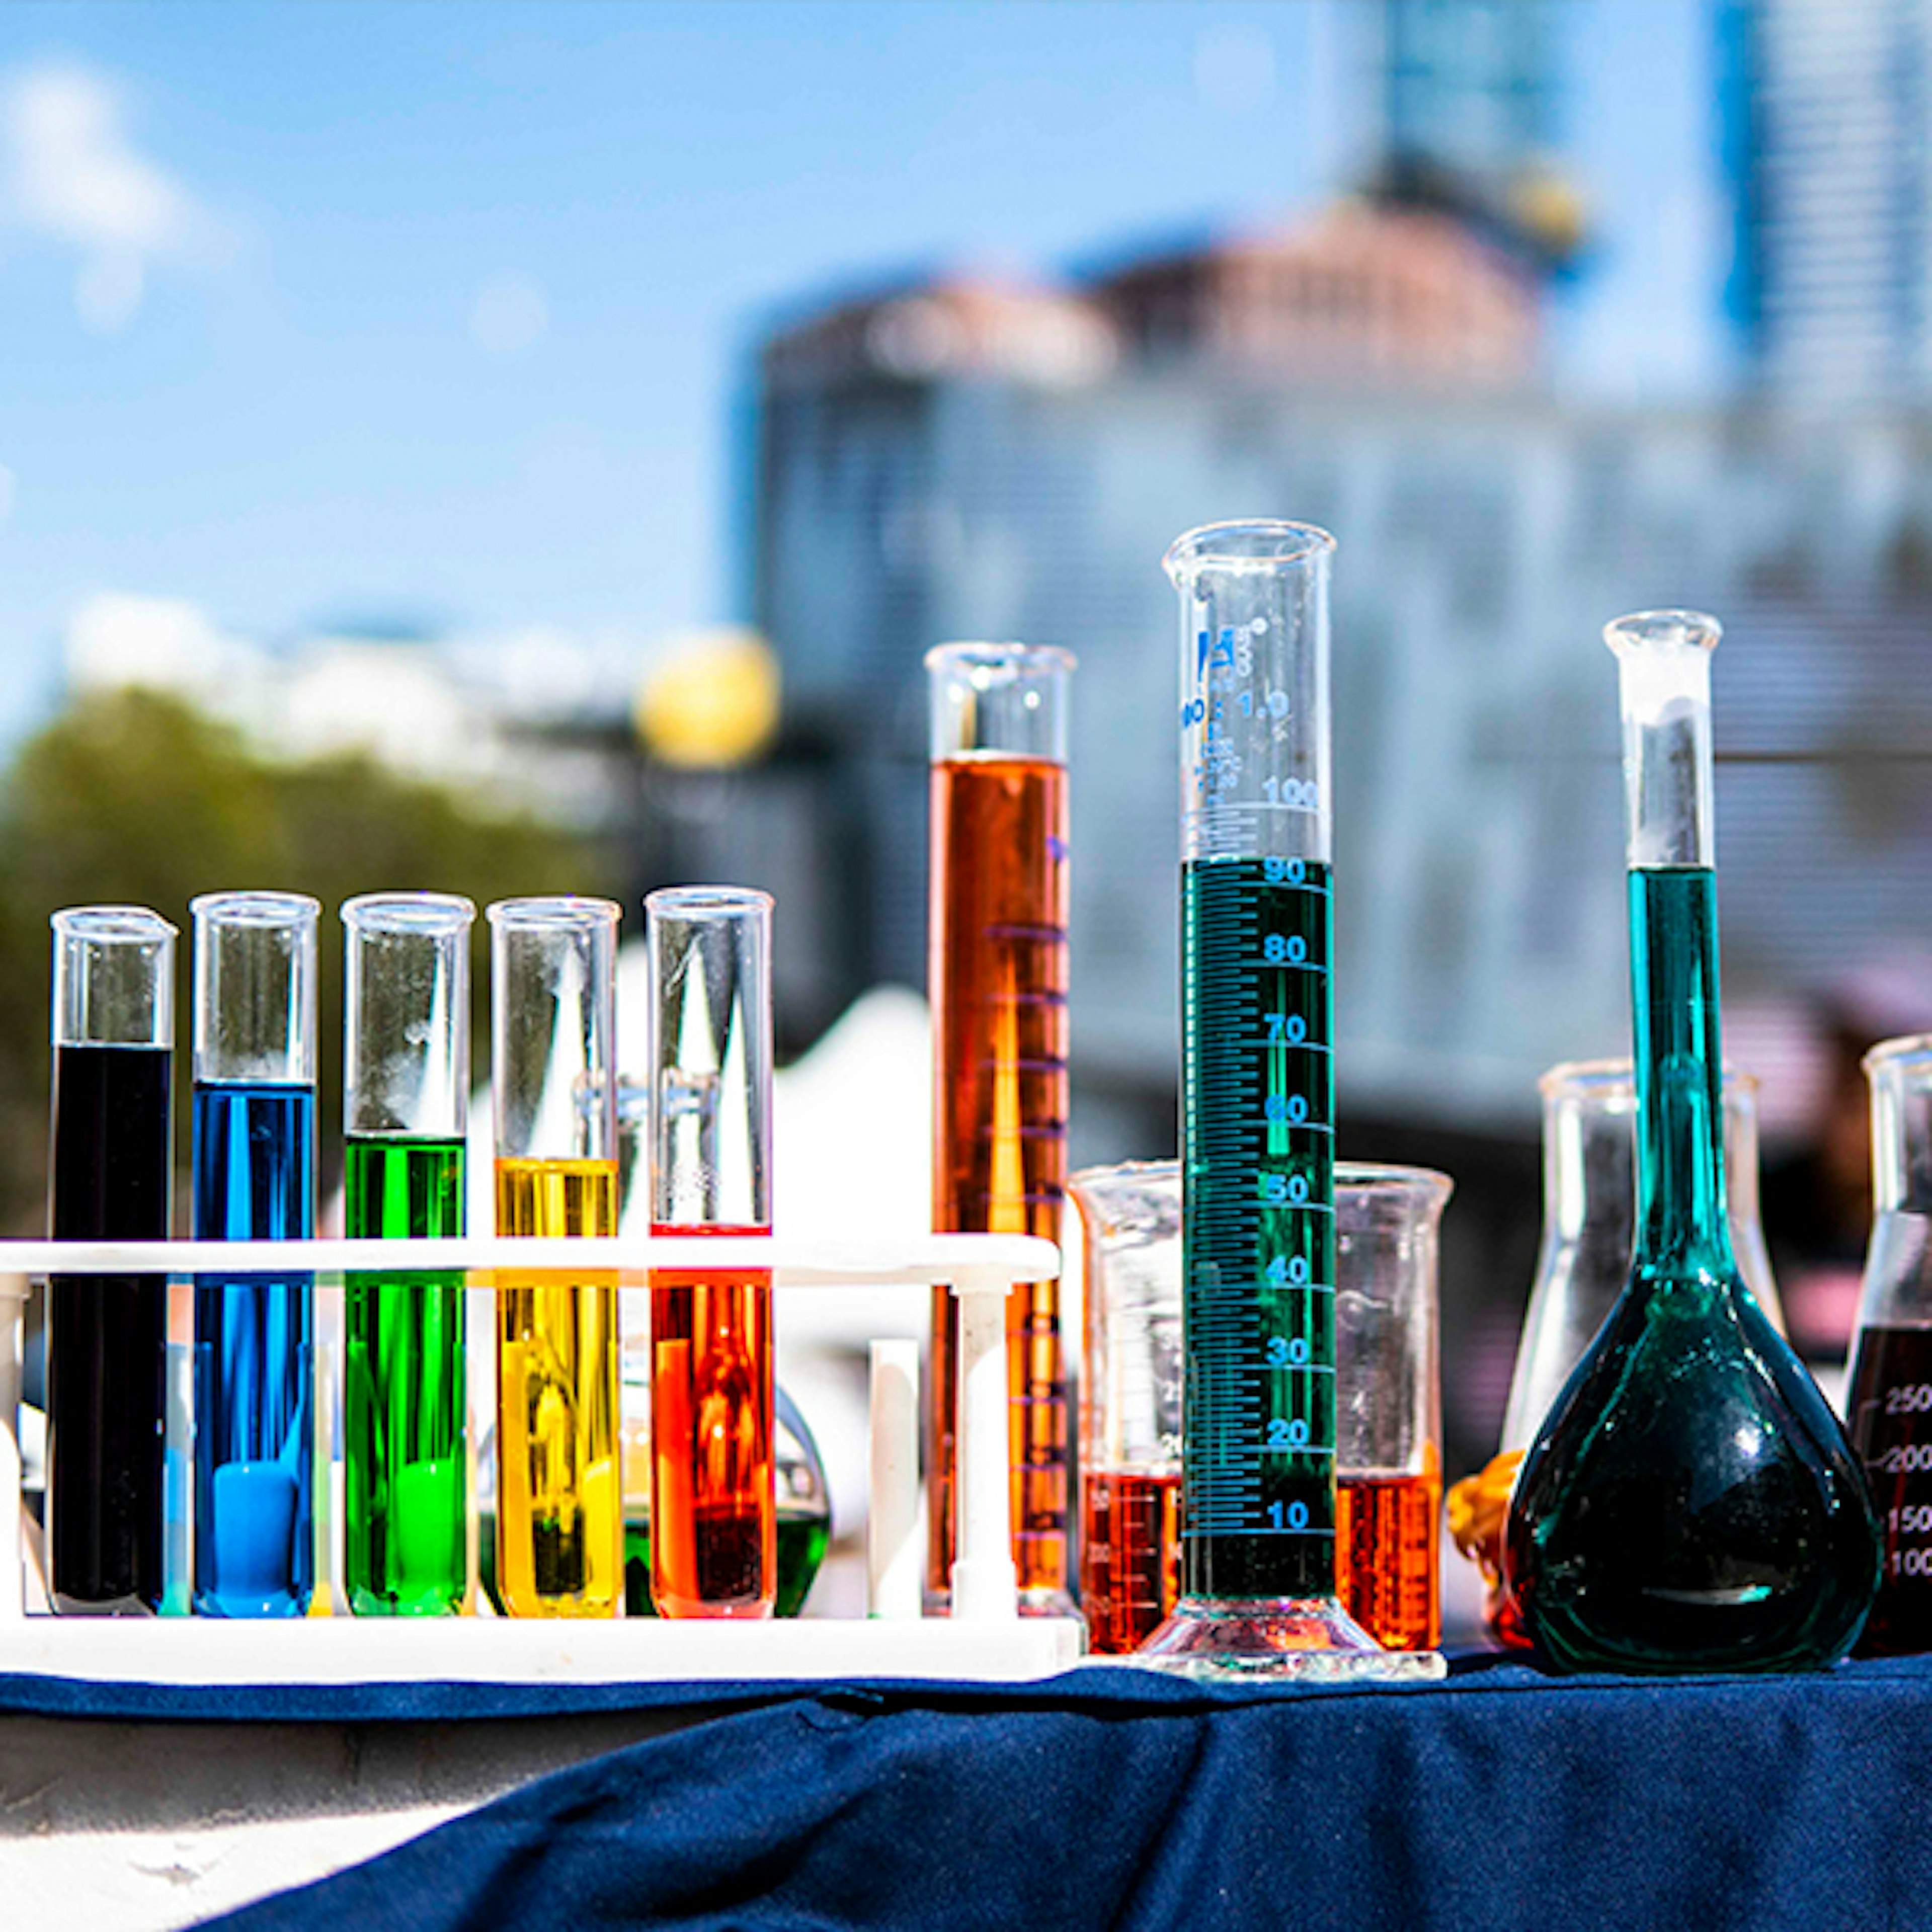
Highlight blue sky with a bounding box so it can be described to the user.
[0,0,1718,740]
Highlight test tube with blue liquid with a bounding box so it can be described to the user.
[192,891,318,1618]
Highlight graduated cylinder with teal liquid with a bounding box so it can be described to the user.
[342,893,474,1615]
[1505,612,1880,1672]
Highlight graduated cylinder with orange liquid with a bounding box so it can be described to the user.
[488,898,623,1618]
[925,642,1075,1615]
[647,888,776,1619]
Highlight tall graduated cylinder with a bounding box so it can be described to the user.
[924,643,1074,1614]
[647,887,777,1619]
[46,906,176,1615]
[490,897,622,1618]
[342,893,474,1616]
[192,892,318,1618]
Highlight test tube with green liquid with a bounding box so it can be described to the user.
[342,893,474,1615]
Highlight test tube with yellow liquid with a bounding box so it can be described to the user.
[488,897,622,1617]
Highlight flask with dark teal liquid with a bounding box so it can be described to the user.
[1505,611,1879,1673]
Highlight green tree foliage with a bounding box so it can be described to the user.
[0,688,613,1226]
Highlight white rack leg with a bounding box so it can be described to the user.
[0,1275,26,1620]
[867,1339,921,1619]
[948,1270,1018,1622]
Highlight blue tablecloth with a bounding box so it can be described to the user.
[129,1653,1932,1931]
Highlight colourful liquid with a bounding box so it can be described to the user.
[1180,856,1335,1601]
[927,754,1070,1608]
[193,1081,315,1619]
[47,1043,171,1615]
[344,1135,466,1616]
[1508,870,1879,1671]
[495,1157,620,1617]
[624,1508,830,1618]
[651,1225,775,1619]
[1847,1325,1932,1656]
[1337,1464,1441,1651]
[1081,1468,1181,1655]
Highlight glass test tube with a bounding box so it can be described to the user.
[490,896,621,1617]
[46,907,176,1615]
[647,887,776,1619]
[924,642,1074,1615]
[342,893,474,1615]
[1142,522,1433,1678]
[192,892,318,1618]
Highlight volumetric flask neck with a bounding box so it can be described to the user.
[1501,1058,1786,1454]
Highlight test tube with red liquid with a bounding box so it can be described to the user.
[646,886,776,1619]
[924,642,1075,1615]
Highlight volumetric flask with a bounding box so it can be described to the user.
[1505,613,1879,1673]
[490,896,622,1618]
[341,892,473,1616]
[191,892,319,1619]
[647,887,776,1619]
[46,906,175,1615]
[925,641,1074,1616]
[1846,1036,1932,1654]
[1072,1158,1448,1659]
[1501,1059,1786,1456]
[1138,520,1435,1680]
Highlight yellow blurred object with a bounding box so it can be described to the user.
[635,628,781,769]
[1447,1447,1529,1647]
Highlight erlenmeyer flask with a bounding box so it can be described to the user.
[1501,1059,1786,1457]
[1845,1036,1932,1655]
[1504,612,1879,1673]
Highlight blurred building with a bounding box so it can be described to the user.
[1722,0,1932,397]
[751,212,1932,1151]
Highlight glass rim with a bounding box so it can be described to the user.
[923,640,1077,677]
[645,884,773,919]
[342,890,477,935]
[50,904,177,943]
[1334,1160,1454,1205]
[1864,1032,1932,1077]
[1539,1055,1757,1099]
[1603,609,1722,656]
[190,889,320,928]
[1163,519,1336,582]
[486,894,622,932]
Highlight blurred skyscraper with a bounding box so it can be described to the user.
[1722,0,1932,395]
[1375,0,1558,191]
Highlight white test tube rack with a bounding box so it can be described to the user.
[0,1232,1084,1686]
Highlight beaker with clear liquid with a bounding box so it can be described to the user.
[1845,1035,1932,1654]
[1072,1158,1448,1661]
[1505,612,1879,1673]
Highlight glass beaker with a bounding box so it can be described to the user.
[1502,1058,1787,1456]
[1846,1035,1932,1654]
[46,906,175,1615]
[925,641,1075,1617]
[1069,1162,1183,1656]
[1335,1164,1450,1653]
[1504,612,1879,1673]
[1071,1159,1448,1659]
